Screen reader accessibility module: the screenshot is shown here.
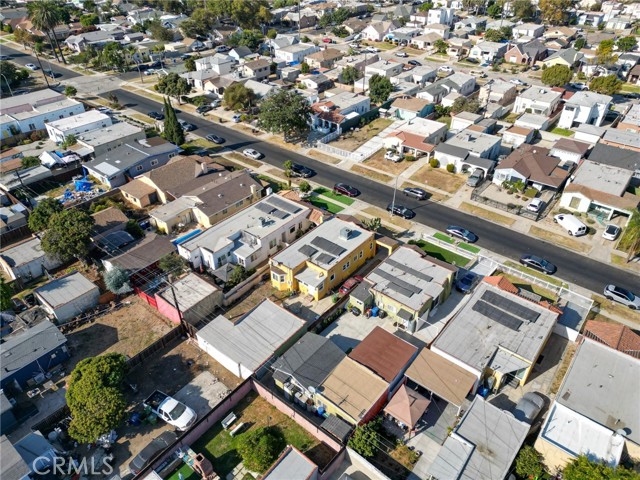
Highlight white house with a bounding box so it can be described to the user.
[365,59,404,78]
[549,138,591,164]
[310,91,371,134]
[427,7,455,25]
[34,272,100,322]
[423,24,451,39]
[0,237,62,282]
[274,43,319,65]
[195,55,234,75]
[45,110,112,143]
[558,91,612,129]
[578,11,605,26]
[512,23,545,38]
[177,194,311,271]
[434,129,501,174]
[362,21,399,42]
[513,86,562,116]
[469,41,508,62]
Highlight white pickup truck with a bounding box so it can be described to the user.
[143,391,197,431]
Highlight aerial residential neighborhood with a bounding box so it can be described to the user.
[1,0,640,479]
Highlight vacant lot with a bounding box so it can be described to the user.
[410,166,466,193]
[363,149,413,176]
[459,202,515,226]
[193,391,336,477]
[65,296,173,372]
[351,164,392,184]
[331,118,394,151]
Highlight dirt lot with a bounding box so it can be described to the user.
[410,165,466,193]
[221,281,288,322]
[331,118,394,152]
[351,164,392,184]
[64,296,173,373]
[363,149,413,176]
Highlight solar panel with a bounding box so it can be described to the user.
[255,203,274,214]
[266,196,301,214]
[316,253,335,265]
[311,237,347,257]
[385,258,433,283]
[299,245,318,257]
[374,269,422,295]
[271,209,289,220]
[387,282,415,298]
[472,300,523,331]
[481,290,540,323]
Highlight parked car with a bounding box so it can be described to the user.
[403,187,428,200]
[44,69,57,78]
[144,68,157,76]
[178,119,196,131]
[96,107,112,115]
[242,148,263,159]
[351,306,362,316]
[466,168,484,187]
[604,284,640,309]
[290,164,314,178]
[322,37,333,43]
[527,198,544,213]
[571,82,589,91]
[514,392,546,424]
[334,183,360,197]
[510,79,528,86]
[456,272,480,294]
[519,254,557,275]
[149,61,163,69]
[143,391,197,430]
[531,65,540,71]
[396,51,408,58]
[210,99,222,108]
[12,298,27,312]
[365,46,380,53]
[602,224,621,241]
[553,214,587,236]
[206,134,225,144]
[0,55,12,61]
[339,275,364,295]
[232,114,242,122]
[465,57,479,64]
[147,111,164,120]
[408,60,422,66]
[196,105,213,114]
[215,45,230,53]
[480,61,490,67]
[384,150,402,162]
[387,203,415,219]
[25,63,39,70]
[438,65,453,73]
[128,431,179,475]
[446,225,478,243]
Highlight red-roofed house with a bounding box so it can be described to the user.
[310,91,371,134]
[583,321,640,359]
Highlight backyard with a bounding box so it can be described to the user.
[410,165,466,193]
[330,118,394,152]
[191,392,336,478]
[363,149,414,176]
[408,240,470,267]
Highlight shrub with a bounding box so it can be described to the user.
[446,163,455,173]
[524,187,538,198]
[587,227,596,236]
[586,218,595,225]
[429,158,439,168]
[404,155,416,161]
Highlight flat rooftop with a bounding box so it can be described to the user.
[157,273,219,311]
[445,129,501,154]
[34,272,98,309]
[46,110,111,132]
[78,122,143,146]
[519,86,562,103]
[571,159,633,196]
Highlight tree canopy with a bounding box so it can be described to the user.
[99,42,126,71]
[515,446,547,479]
[147,18,174,42]
[574,37,586,50]
[205,0,271,29]
[236,427,285,473]
[28,0,67,63]
[66,353,128,443]
[512,0,536,19]
[41,209,94,261]
[0,61,29,88]
[596,39,617,65]
[80,13,99,27]
[368,74,393,104]
[21,156,41,169]
[228,29,264,50]
[179,8,215,38]
[541,64,572,87]
[563,455,640,480]
[484,27,512,42]
[616,36,638,53]
[64,85,77,97]
[341,65,361,85]
[451,96,481,115]
[0,277,12,312]
[434,39,448,54]
[348,418,381,458]
[103,267,132,295]
[589,74,622,95]
[158,252,187,276]
[155,73,191,103]
[258,90,311,141]
[28,197,63,232]
[161,98,185,146]
[539,0,572,25]
[223,83,256,111]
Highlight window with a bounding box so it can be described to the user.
[369,242,373,250]
[289,226,295,234]
[150,159,158,166]
[29,123,36,130]
[569,197,581,209]
[269,239,277,249]
[318,282,325,291]
[353,255,357,262]
[342,261,350,271]
[359,250,363,259]
[235,200,243,207]
[330,273,335,281]
[272,272,284,282]
[135,165,144,172]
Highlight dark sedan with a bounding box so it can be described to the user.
[408,59,421,66]
[128,431,178,475]
[147,111,164,120]
[334,183,360,197]
[206,134,225,144]
[520,254,557,275]
[456,272,480,294]
[403,187,428,200]
[43,69,58,78]
[387,203,415,219]
[446,225,478,243]
[196,105,213,114]
[290,164,314,178]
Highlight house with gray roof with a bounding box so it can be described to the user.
[434,129,501,174]
[263,446,319,480]
[77,122,145,158]
[196,299,306,379]
[469,41,508,63]
[514,85,562,116]
[0,320,68,389]
[0,237,62,283]
[543,47,584,68]
[34,272,100,322]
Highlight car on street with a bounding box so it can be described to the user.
[403,187,428,200]
[178,119,196,131]
[387,203,415,219]
[334,183,360,197]
[456,272,480,294]
[290,163,314,178]
[465,57,479,64]
[216,45,230,53]
[196,105,213,114]
[206,134,225,144]
[396,51,408,58]
[527,198,544,213]
[25,63,39,70]
[446,225,478,243]
[44,69,57,78]
[603,224,621,241]
[243,148,263,159]
[519,254,557,275]
[571,82,589,91]
[604,284,640,309]
[408,59,422,66]
[180,53,192,60]
[510,79,528,86]
[339,275,364,295]
[147,111,164,120]
[322,37,333,43]
[128,431,178,475]
[480,61,490,67]
[438,65,453,73]
[0,55,12,61]
[144,69,157,76]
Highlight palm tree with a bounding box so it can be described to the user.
[28,1,66,64]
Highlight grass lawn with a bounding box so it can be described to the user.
[436,115,452,128]
[550,127,574,137]
[529,225,591,254]
[369,41,396,51]
[351,164,393,184]
[166,464,200,480]
[503,112,521,123]
[503,261,567,288]
[363,149,412,176]
[127,113,154,125]
[410,166,465,193]
[180,138,221,155]
[459,202,515,226]
[433,232,454,244]
[313,187,355,206]
[409,240,470,267]
[223,152,263,168]
[458,242,481,254]
[621,83,640,94]
[331,118,394,152]
[593,294,640,326]
[308,196,345,214]
[192,392,331,477]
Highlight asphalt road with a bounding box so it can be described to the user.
[2,44,638,293]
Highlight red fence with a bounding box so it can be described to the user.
[135,286,158,309]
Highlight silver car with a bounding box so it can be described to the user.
[604,284,640,310]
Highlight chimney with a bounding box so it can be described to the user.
[250,184,257,195]
[200,162,208,175]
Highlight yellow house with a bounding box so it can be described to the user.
[542,47,583,68]
[270,217,376,301]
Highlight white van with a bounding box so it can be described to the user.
[554,214,587,236]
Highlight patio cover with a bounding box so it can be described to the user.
[384,384,430,429]
[405,348,476,408]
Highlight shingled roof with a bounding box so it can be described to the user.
[583,321,640,359]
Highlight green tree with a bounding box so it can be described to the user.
[64,85,77,97]
[484,28,507,42]
[283,160,293,178]
[147,18,175,42]
[332,7,352,24]
[616,36,638,52]
[228,29,264,50]
[0,276,12,311]
[515,446,547,480]
[451,96,481,114]
[21,156,41,169]
[539,0,573,25]
[487,3,502,17]
[418,2,433,11]
[236,427,285,473]
[435,104,451,118]
[512,0,535,19]
[258,90,311,141]
[28,197,63,232]
[80,13,99,26]
[155,73,191,104]
[103,267,132,294]
[223,83,256,111]
[434,39,448,54]
[621,210,640,262]
[41,209,95,261]
[300,62,310,74]
[589,74,622,95]
[266,28,277,39]
[28,0,67,63]
[206,0,271,29]
[61,134,77,148]
[541,64,572,86]
[341,65,361,85]
[158,252,187,276]
[298,180,311,193]
[13,28,34,49]
[348,418,381,458]
[184,56,197,72]
[161,98,185,146]
[332,26,349,38]
[368,74,393,104]
[0,61,29,88]
[574,37,586,50]
[179,8,215,38]
[66,353,128,443]
[69,47,98,69]
[99,42,126,71]
[563,455,640,480]
[596,39,617,65]
[227,265,249,287]
[125,219,144,239]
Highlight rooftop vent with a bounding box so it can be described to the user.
[339,227,352,241]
